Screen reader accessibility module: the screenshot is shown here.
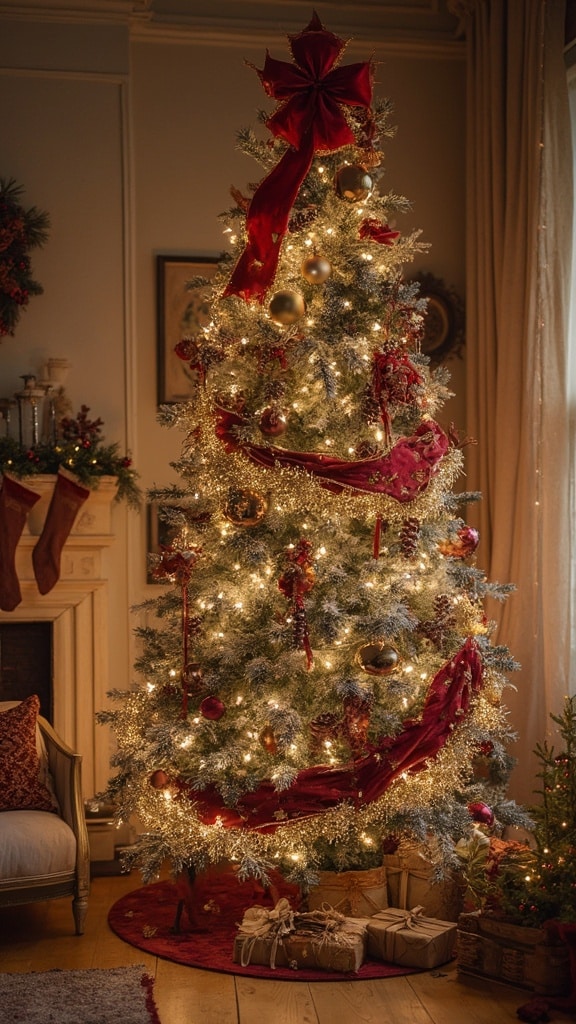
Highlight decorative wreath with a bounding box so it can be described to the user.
[0,178,50,339]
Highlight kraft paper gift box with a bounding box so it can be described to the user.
[233,924,367,973]
[383,850,463,921]
[307,864,388,918]
[367,907,457,969]
[233,899,369,973]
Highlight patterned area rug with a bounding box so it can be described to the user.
[0,966,161,1024]
[108,874,419,982]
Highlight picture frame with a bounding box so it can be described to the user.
[156,254,220,404]
[146,501,181,584]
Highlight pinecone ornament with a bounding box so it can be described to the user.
[420,594,456,648]
[400,517,420,557]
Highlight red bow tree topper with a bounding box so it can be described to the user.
[223,13,374,302]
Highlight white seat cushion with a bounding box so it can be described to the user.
[0,810,76,880]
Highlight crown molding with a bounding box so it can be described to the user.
[0,0,464,58]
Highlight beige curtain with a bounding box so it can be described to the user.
[449,0,574,804]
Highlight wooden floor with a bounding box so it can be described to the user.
[0,871,573,1024]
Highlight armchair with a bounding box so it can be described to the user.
[0,697,90,934]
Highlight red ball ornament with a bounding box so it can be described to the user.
[259,407,288,436]
[468,801,495,827]
[150,769,171,790]
[200,695,226,721]
[438,526,480,559]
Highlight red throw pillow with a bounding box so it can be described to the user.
[0,695,56,811]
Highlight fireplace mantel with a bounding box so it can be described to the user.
[0,474,118,798]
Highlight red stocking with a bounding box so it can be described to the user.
[32,469,90,595]
[0,475,41,611]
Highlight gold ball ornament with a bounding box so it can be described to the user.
[259,724,278,754]
[335,164,373,202]
[269,289,306,325]
[223,489,267,528]
[301,255,332,284]
[355,641,400,676]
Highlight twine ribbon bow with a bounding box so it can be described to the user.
[237,898,295,968]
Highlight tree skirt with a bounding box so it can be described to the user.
[0,966,161,1024]
[108,874,420,982]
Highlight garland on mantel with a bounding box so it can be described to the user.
[0,405,141,509]
[0,178,50,338]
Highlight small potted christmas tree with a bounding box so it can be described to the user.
[457,696,576,1015]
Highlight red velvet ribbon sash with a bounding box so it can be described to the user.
[223,15,373,302]
[215,407,449,501]
[185,638,483,830]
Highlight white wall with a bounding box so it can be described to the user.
[0,8,466,783]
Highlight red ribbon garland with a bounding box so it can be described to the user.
[278,539,316,669]
[183,638,483,830]
[215,406,449,501]
[223,13,374,302]
[153,546,203,716]
[371,349,424,444]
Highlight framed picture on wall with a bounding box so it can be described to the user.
[146,501,181,584]
[156,254,220,404]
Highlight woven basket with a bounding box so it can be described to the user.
[456,912,571,995]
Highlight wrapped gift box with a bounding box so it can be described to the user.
[233,923,367,973]
[233,899,368,973]
[307,864,388,918]
[367,907,457,969]
[457,911,571,995]
[383,850,463,921]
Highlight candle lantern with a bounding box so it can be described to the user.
[0,398,17,438]
[15,375,47,448]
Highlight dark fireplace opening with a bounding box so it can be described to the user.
[0,622,53,722]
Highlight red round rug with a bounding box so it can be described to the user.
[108,873,420,982]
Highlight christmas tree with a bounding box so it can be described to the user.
[99,15,526,894]
[461,696,576,928]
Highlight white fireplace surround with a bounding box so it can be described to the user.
[0,475,118,799]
